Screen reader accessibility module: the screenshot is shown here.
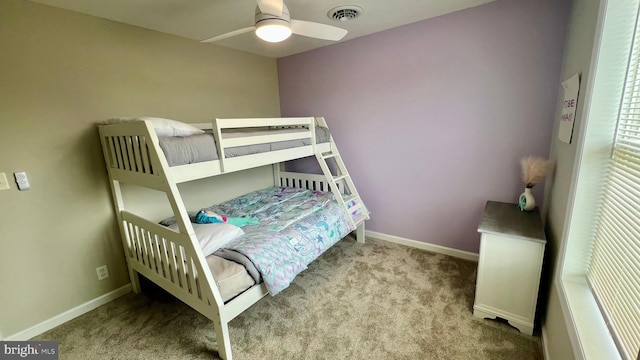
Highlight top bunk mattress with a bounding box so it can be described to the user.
[159,127,331,167]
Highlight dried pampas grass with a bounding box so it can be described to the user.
[521,156,550,188]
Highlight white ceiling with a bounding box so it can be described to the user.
[29,0,497,58]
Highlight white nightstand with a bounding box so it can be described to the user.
[473,201,546,335]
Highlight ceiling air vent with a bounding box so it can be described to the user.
[328,6,363,22]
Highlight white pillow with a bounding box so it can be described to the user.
[106,117,204,137]
[169,222,244,256]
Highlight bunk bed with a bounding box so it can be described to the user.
[98,116,368,360]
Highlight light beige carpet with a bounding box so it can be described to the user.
[33,237,543,359]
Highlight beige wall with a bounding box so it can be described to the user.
[0,0,280,338]
[541,0,602,359]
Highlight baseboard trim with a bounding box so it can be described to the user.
[5,284,131,341]
[366,230,479,261]
[541,323,550,360]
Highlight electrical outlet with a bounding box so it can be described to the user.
[0,173,9,190]
[96,265,109,280]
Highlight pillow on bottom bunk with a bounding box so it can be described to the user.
[169,222,244,256]
[205,255,255,302]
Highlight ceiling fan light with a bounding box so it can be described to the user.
[255,19,292,42]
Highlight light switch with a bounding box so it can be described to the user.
[0,173,9,190]
[14,171,30,191]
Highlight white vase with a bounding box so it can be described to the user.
[518,187,536,211]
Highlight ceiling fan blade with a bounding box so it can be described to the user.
[290,20,347,41]
[257,0,283,16]
[201,26,256,43]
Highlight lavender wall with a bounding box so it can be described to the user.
[278,0,570,253]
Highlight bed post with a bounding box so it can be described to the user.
[213,316,232,360]
[112,180,142,293]
[272,163,281,187]
[356,222,366,244]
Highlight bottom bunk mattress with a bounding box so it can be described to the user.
[165,186,355,301]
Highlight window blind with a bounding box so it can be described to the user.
[587,7,640,360]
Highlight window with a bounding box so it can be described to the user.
[556,1,640,360]
[587,10,640,358]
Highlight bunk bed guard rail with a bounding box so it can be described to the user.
[211,117,321,174]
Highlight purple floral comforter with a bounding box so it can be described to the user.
[204,187,354,295]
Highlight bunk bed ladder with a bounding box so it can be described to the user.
[315,134,369,243]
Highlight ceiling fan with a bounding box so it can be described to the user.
[201,0,348,44]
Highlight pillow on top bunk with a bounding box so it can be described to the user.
[106,117,204,137]
[168,222,244,256]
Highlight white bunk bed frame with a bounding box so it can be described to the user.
[98,117,368,360]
